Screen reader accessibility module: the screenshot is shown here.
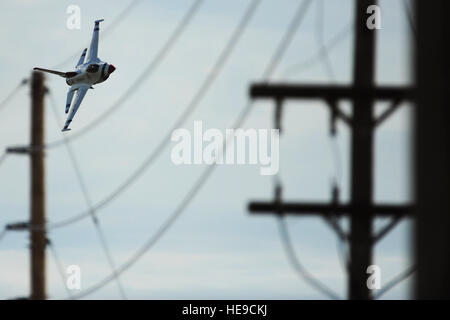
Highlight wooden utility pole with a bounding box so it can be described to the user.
[30,70,46,300]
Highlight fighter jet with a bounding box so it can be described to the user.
[34,19,116,131]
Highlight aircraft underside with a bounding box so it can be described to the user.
[33,19,115,132]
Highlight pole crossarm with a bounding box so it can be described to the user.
[6,221,30,231]
[250,84,416,102]
[249,201,413,217]
[6,145,34,155]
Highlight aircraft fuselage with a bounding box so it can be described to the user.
[66,60,115,86]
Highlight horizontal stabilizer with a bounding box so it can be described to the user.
[33,67,77,78]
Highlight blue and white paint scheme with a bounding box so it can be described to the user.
[34,19,116,131]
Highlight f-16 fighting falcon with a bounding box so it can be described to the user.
[33,19,116,131]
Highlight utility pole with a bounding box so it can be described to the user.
[348,0,375,300]
[30,70,46,300]
[248,0,415,299]
[5,72,48,299]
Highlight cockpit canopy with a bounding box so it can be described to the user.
[86,64,100,73]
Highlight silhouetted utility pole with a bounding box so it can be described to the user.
[348,0,376,300]
[30,70,46,300]
[248,0,415,299]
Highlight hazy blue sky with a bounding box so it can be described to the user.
[0,0,414,299]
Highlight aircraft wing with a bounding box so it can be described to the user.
[62,85,89,131]
[86,19,104,63]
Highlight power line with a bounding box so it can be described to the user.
[272,140,345,297]
[375,265,417,299]
[277,217,341,299]
[273,5,349,290]
[315,0,336,81]
[312,0,349,276]
[247,0,415,300]
[329,137,343,190]
[281,23,352,79]
[0,0,142,129]
[47,238,74,299]
[275,0,350,283]
[44,0,204,149]
[0,228,7,244]
[402,0,416,37]
[262,0,312,80]
[0,79,28,114]
[316,0,349,274]
[2,0,142,146]
[27,0,260,232]
[68,0,314,300]
[52,0,144,70]
[0,152,8,168]
[100,0,144,39]
[326,179,350,276]
[47,92,127,299]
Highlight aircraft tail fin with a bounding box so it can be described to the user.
[76,48,87,67]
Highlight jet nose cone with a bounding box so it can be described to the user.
[108,64,116,74]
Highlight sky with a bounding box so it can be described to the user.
[0,0,415,299]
